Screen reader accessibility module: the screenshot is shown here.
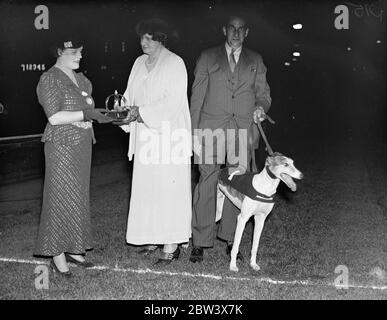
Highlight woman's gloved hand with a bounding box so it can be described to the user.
[112,106,143,125]
[83,108,114,123]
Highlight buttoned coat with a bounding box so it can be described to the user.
[190,45,271,148]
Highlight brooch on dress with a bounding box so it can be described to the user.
[81,91,93,105]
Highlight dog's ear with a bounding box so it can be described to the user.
[265,155,275,167]
[272,152,283,157]
[266,152,285,167]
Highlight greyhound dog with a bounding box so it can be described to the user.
[216,152,303,272]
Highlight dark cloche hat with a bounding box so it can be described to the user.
[50,34,84,57]
[52,31,84,50]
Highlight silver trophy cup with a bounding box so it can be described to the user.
[104,90,129,121]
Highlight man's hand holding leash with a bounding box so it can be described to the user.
[253,106,266,123]
[253,106,275,124]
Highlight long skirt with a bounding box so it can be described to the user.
[126,124,192,245]
[34,140,93,256]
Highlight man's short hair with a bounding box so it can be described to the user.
[223,14,249,28]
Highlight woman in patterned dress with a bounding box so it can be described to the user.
[34,37,112,276]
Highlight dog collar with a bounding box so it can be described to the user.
[255,195,275,203]
[255,189,275,199]
[256,167,277,202]
[265,166,277,180]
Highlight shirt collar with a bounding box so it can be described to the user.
[225,42,242,56]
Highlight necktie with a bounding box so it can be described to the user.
[229,49,236,73]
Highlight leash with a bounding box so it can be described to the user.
[256,115,275,156]
[251,114,275,171]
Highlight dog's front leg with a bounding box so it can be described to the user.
[250,213,266,271]
[230,202,251,272]
[230,214,248,272]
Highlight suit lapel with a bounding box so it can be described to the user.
[235,48,254,91]
[215,46,254,91]
[215,46,233,90]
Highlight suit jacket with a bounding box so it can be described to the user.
[190,45,271,147]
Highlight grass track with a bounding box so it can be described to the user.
[0,137,386,299]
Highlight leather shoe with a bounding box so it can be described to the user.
[189,246,203,263]
[226,243,244,261]
[138,245,160,256]
[65,253,94,268]
[154,247,180,266]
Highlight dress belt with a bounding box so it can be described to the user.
[71,121,96,143]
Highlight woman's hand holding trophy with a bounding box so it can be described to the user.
[104,90,143,125]
[119,105,143,124]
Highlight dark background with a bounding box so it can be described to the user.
[0,0,385,144]
[0,1,386,299]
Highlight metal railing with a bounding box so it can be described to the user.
[0,134,43,142]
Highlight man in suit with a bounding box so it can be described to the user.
[190,14,272,262]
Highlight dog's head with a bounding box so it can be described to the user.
[265,152,303,191]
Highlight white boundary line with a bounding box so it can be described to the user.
[0,257,386,291]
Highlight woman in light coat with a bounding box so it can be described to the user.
[119,19,192,264]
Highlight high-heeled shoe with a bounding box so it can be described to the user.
[153,247,180,266]
[138,245,160,256]
[50,259,72,277]
[64,253,94,268]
